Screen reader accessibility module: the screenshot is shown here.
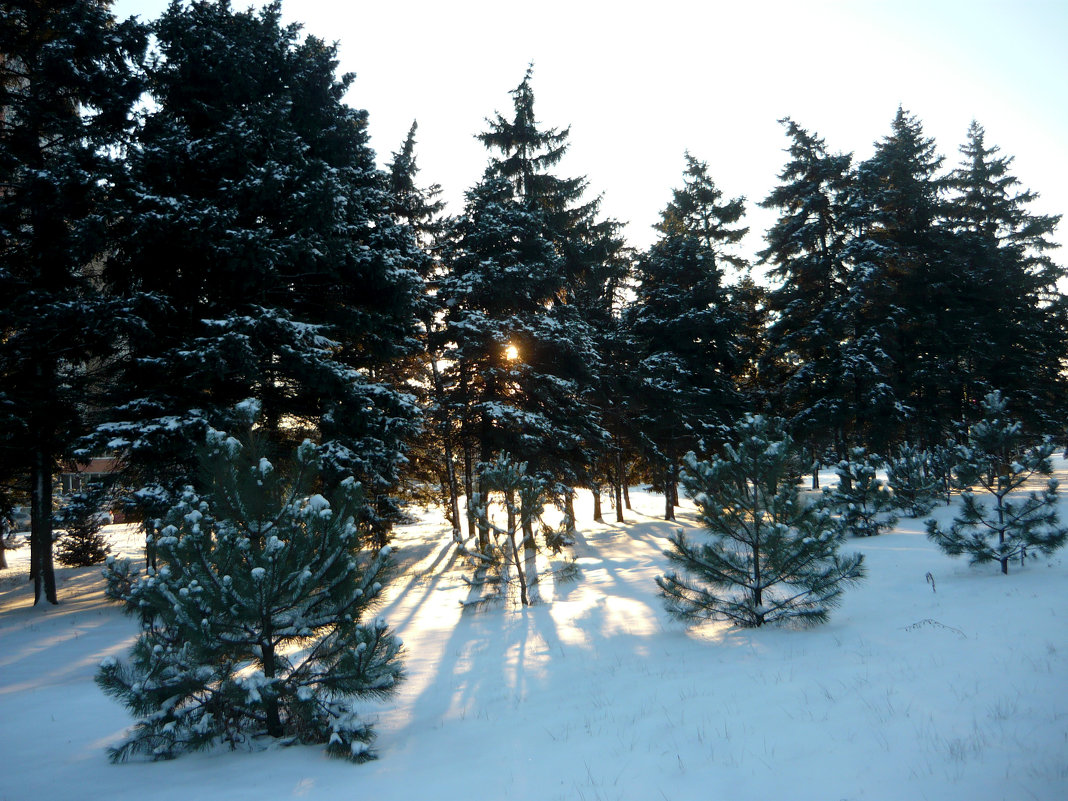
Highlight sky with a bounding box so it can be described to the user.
[111,0,1068,260]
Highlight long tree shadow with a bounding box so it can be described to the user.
[369,490,715,768]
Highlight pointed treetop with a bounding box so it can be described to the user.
[654,152,748,269]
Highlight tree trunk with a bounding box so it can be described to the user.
[505,487,517,538]
[462,442,478,545]
[430,357,462,541]
[622,480,631,510]
[260,638,285,738]
[592,484,604,523]
[564,490,576,536]
[664,461,676,521]
[30,445,58,605]
[613,450,625,523]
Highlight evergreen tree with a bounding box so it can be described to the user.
[98,427,403,762]
[626,153,745,519]
[439,175,601,540]
[656,415,865,628]
[886,442,939,517]
[843,108,953,448]
[463,453,566,608]
[760,119,855,474]
[54,483,112,566]
[383,121,470,537]
[943,121,1067,431]
[439,68,608,541]
[0,0,145,603]
[827,448,898,537]
[95,1,421,543]
[926,392,1067,574]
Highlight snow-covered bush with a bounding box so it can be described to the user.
[656,415,865,628]
[827,448,898,536]
[97,431,403,762]
[926,392,1068,574]
[886,442,939,517]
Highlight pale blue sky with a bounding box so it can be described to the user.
[112,0,1067,258]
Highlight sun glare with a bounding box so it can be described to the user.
[504,344,519,361]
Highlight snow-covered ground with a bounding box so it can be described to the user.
[1,474,1066,801]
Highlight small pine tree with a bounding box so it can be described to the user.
[54,485,111,567]
[886,442,939,517]
[926,392,1068,574]
[928,438,961,505]
[97,431,403,762]
[828,448,898,536]
[463,454,567,608]
[656,415,865,628]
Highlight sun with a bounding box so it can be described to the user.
[504,343,520,361]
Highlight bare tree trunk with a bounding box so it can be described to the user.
[31,444,57,605]
[613,449,625,522]
[462,442,478,545]
[592,484,604,523]
[564,490,576,536]
[506,487,517,539]
[260,635,284,738]
[664,462,676,522]
[430,358,462,540]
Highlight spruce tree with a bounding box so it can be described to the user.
[0,0,145,603]
[760,119,855,474]
[926,392,1067,574]
[96,1,421,543]
[656,415,865,628]
[626,153,745,519]
[843,108,954,448]
[440,68,608,541]
[54,483,112,567]
[98,426,403,762]
[943,121,1067,431]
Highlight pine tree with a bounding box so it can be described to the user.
[462,453,568,608]
[827,448,898,537]
[626,153,745,519]
[97,427,403,762]
[656,415,865,628]
[943,121,1067,431]
[95,1,421,543]
[760,119,855,473]
[0,0,146,603]
[886,442,939,517]
[926,392,1067,574]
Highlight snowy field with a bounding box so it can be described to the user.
[1,473,1066,801]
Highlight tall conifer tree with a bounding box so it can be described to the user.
[440,67,609,540]
[843,108,952,448]
[97,1,421,542]
[943,122,1067,431]
[0,0,145,603]
[626,154,745,519]
[760,120,854,475]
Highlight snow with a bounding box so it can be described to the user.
[1,479,1066,800]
